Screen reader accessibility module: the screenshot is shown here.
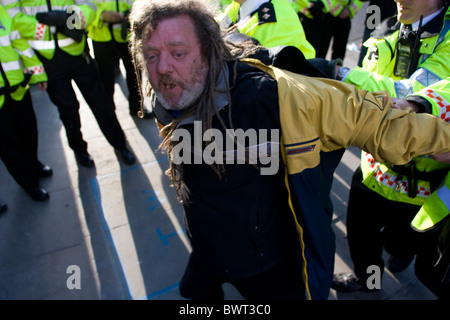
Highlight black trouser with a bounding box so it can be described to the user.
[92,39,141,111]
[346,167,422,281]
[39,48,127,154]
[301,14,351,60]
[179,252,306,300]
[0,91,40,191]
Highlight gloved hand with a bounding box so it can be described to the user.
[36,10,70,27]
[57,26,85,42]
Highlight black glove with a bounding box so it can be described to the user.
[57,26,85,43]
[307,58,343,79]
[36,10,70,27]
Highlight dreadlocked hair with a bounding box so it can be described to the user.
[129,0,237,203]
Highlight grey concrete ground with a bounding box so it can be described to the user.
[0,2,439,301]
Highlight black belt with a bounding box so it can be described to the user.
[0,71,33,96]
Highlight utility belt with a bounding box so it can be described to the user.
[392,161,449,198]
[0,71,33,96]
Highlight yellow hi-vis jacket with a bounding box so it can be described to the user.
[4,0,97,60]
[408,78,450,232]
[343,7,450,222]
[87,0,134,43]
[219,0,316,59]
[0,4,47,108]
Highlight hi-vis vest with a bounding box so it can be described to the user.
[345,6,450,99]
[219,0,316,59]
[3,0,96,60]
[362,78,450,232]
[0,4,47,108]
[345,7,450,223]
[409,78,450,232]
[87,0,133,43]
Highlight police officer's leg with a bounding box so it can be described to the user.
[42,53,88,154]
[117,42,141,111]
[71,54,127,150]
[92,40,118,106]
[330,16,351,61]
[346,167,386,281]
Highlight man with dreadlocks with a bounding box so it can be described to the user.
[128,0,450,300]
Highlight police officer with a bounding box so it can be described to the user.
[4,0,136,167]
[219,0,316,59]
[333,0,450,293]
[88,0,152,119]
[0,4,52,201]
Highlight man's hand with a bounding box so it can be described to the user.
[37,82,48,91]
[101,11,123,23]
[339,7,350,19]
[431,152,450,164]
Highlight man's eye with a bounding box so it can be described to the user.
[174,52,185,58]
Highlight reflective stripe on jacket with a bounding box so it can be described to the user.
[0,4,47,108]
[87,0,134,43]
[220,0,316,59]
[4,0,96,59]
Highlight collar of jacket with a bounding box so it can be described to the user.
[371,5,449,39]
[152,62,230,127]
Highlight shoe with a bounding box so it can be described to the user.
[115,148,136,165]
[37,161,53,177]
[25,187,49,202]
[0,201,7,214]
[386,254,415,273]
[130,107,153,119]
[332,272,379,293]
[75,151,95,167]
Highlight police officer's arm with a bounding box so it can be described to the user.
[1,0,41,39]
[341,30,450,99]
[10,17,48,86]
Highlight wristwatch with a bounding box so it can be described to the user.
[336,66,350,81]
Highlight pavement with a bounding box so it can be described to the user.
[0,2,439,301]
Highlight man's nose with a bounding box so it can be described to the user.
[157,52,173,74]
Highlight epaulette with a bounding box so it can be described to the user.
[255,1,277,25]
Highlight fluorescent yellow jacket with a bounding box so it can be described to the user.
[4,0,97,59]
[409,78,450,231]
[0,4,47,108]
[220,0,316,59]
[87,0,134,43]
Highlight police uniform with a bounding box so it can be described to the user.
[219,0,316,59]
[334,5,450,291]
[87,0,152,118]
[4,0,136,166]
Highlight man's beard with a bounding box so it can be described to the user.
[156,79,205,111]
[155,63,208,111]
